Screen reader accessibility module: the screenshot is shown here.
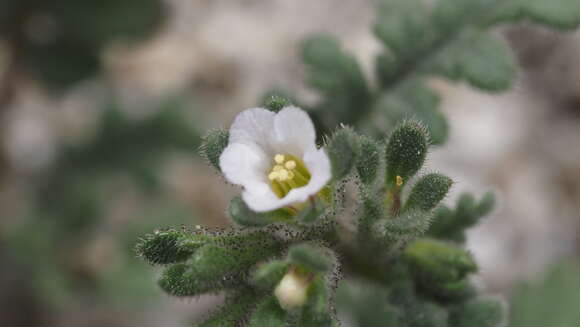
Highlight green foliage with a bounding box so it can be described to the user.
[264,95,294,113]
[200,129,230,172]
[288,243,332,273]
[251,261,291,290]
[228,196,293,227]
[385,120,429,183]
[356,135,382,186]
[405,173,453,211]
[405,238,477,300]
[136,229,197,265]
[135,0,580,325]
[0,0,166,91]
[302,35,371,128]
[450,297,505,327]
[428,192,495,243]
[248,297,287,327]
[510,262,580,327]
[326,127,360,181]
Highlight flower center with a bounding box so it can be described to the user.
[268,154,311,198]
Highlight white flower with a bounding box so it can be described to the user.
[219,106,331,212]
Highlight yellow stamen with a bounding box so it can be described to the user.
[278,169,289,181]
[268,154,312,198]
[285,160,296,170]
[269,171,279,181]
[275,154,285,164]
[396,175,403,186]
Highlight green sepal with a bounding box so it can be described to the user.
[405,238,477,300]
[199,129,229,171]
[248,296,287,327]
[299,276,334,327]
[450,297,505,327]
[385,120,429,184]
[251,260,290,290]
[327,127,360,180]
[405,173,453,211]
[356,135,381,186]
[135,229,200,265]
[296,202,325,224]
[288,243,333,273]
[263,94,293,113]
[228,196,292,227]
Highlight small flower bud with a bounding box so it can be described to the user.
[274,269,311,310]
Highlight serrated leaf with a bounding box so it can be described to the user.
[302,35,370,128]
[432,31,516,92]
[374,0,429,57]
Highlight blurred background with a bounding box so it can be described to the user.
[1,1,579,326]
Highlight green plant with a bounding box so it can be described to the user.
[136,0,580,326]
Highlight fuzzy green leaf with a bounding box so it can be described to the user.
[405,238,477,299]
[428,192,495,243]
[200,129,229,171]
[136,229,198,265]
[405,173,453,211]
[327,127,360,180]
[299,277,334,327]
[195,290,259,327]
[228,196,292,227]
[432,31,516,92]
[251,260,290,290]
[288,243,332,273]
[517,0,580,30]
[374,0,428,57]
[302,35,371,128]
[356,135,381,186]
[450,297,505,327]
[385,120,429,183]
[373,209,433,247]
[248,296,287,327]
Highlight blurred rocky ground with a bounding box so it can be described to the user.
[1,0,580,326]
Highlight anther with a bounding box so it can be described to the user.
[274,154,285,164]
[285,160,296,170]
[269,171,279,181]
[396,175,403,186]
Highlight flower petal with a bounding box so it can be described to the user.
[229,108,276,154]
[219,143,268,186]
[242,148,331,212]
[273,106,317,157]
